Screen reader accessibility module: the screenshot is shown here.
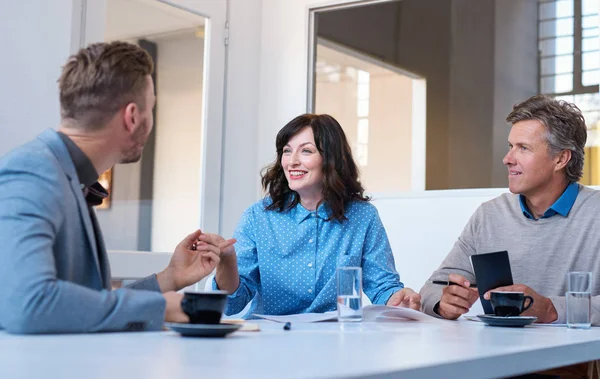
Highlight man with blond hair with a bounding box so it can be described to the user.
[0,42,230,334]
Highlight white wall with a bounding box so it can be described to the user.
[257,0,313,174]
[151,32,204,251]
[219,0,263,237]
[0,1,75,156]
[372,189,507,289]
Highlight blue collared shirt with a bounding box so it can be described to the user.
[519,182,579,220]
[213,198,404,317]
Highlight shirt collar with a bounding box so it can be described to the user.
[57,131,98,187]
[519,182,579,220]
[293,199,331,224]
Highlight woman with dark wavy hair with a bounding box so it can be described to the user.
[198,114,420,317]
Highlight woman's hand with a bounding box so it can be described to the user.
[387,288,422,310]
[196,233,237,258]
[196,233,240,294]
[157,230,235,292]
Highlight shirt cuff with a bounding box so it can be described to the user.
[420,284,446,318]
[375,285,404,305]
[126,274,162,293]
[433,301,442,316]
[549,296,566,324]
[212,278,250,316]
[212,277,248,302]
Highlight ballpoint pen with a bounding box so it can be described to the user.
[432,280,477,288]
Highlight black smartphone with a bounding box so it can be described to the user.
[470,251,514,314]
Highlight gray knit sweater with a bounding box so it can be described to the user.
[420,184,600,324]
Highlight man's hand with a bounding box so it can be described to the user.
[387,288,422,310]
[157,230,234,292]
[437,273,479,320]
[163,291,189,323]
[484,284,558,323]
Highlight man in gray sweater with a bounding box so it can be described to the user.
[420,94,599,325]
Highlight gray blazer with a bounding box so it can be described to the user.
[0,130,165,334]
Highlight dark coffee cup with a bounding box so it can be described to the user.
[180,291,228,324]
[490,291,534,317]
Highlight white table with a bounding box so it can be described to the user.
[1,320,599,379]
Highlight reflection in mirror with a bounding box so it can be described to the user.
[309,0,599,191]
[98,0,206,253]
[315,38,425,192]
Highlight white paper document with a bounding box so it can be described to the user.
[254,305,441,323]
[363,305,441,322]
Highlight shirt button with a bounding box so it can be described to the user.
[308,239,313,243]
[308,289,313,293]
[308,263,313,267]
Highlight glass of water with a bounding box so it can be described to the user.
[566,271,592,329]
[337,266,363,322]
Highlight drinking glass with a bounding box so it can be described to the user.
[566,271,592,329]
[337,267,363,322]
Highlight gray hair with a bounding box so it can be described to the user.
[506,95,587,182]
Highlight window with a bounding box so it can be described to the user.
[355,70,370,167]
[539,0,600,184]
[539,0,599,95]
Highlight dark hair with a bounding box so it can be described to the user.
[261,114,369,221]
[506,94,587,182]
[59,41,154,129]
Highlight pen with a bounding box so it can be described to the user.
[432,280,477,288]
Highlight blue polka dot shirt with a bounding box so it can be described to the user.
[213,197,404,317]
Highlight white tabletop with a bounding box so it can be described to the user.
[1,320,599,379]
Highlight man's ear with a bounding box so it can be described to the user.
[123,102,138,134]
[555,149,572,171]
